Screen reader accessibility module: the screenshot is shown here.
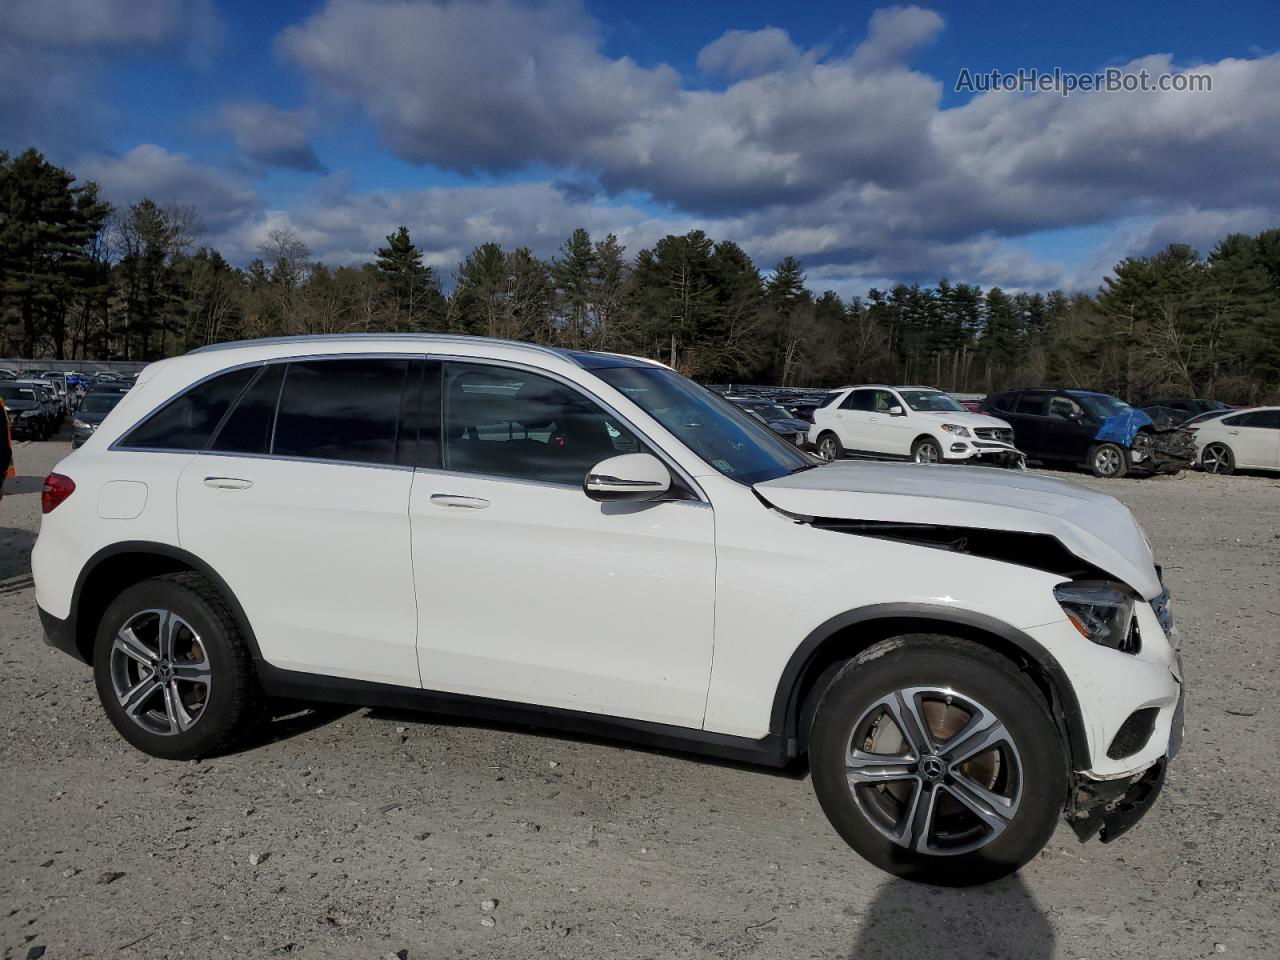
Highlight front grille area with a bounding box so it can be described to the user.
[1107,707,1160,760]
[974,427,1014,444]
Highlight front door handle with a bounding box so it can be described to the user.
[204,476,253,490]
[1227,430,1240,435]
[430,493,490,509]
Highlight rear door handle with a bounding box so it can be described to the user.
[204,477,253,490]
[430,493,490,509]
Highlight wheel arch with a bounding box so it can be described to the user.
[912,433,940,451]
[69,541,264,665]
[770,603,1091,771]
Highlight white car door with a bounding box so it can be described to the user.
[833,388,876,452]
[864,389,917,456]
[176,357,420,687]
[409,360,717,728]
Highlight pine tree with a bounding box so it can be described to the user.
[375,226,442,330]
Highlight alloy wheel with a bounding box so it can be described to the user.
[819,436,839,461]
[914,442,940,464]
[844,686,1022,856]
[1201,443,1230,474]
[1094,446,1122,476]
[109,609,212,736]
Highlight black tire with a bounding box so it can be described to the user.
[911,437,942,464]
[817,431,844,461]
[1200,442,1234,475]
[809,634,1068,886]
[1089,442,1127,478]
[93,572,264,760]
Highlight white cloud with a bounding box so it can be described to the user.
[697,28,801,80]
[219,101,325,172]
[79,145,262,232]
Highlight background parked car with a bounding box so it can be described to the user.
[981,388,1195,478]
[1140,397,1232,424]
[1189,406,1280,475]
[810,384,1023,466]
[72,390,128,448]
[727,398,813,447]
[0,382,48,439]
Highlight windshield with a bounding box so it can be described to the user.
[593,366,812,484]
[79,393,124,415]
[1074,393,1131,419]
[899,390,965,413]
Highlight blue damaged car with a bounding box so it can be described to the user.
[980,388,1196,478]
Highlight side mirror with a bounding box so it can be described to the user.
[888,405,905,417]
[584,453,672,502]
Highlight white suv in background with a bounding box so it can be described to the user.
[811,385,1024,467]
[33,335,1181,885]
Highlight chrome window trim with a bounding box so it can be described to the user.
[108,350,708,502]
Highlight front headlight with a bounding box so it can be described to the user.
[940,423,971,437]
[73,419,92,430]
[1054,582,1139,653]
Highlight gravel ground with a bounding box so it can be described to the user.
[2,436,1278,960]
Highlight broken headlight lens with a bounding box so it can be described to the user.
[940,423,971,437]
[1054,582,1139,653]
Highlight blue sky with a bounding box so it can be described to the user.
[3,0,1277,295]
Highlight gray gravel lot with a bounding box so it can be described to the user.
[2,436,1278,960]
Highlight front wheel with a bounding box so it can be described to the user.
[912,437,942,464]
[809,635,1067,885]
[1200,442,1234,475]
[1089,442,1127,478]
[93,572,264,760]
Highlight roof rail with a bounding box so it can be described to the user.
[186,332,579,364]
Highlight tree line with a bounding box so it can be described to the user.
[3,148,1278,401]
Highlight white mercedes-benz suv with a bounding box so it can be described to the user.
[811,384,1024,467]
[33,335,1182,884]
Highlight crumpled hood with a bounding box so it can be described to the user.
[755,461,1161,599]
[1095,408,1155,447]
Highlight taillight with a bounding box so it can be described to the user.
[41,473,76,513]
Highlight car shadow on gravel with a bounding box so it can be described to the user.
[849,874,1052,959]
[220,701,359,754]
[0,526,36,581]
[366,707,813,779]
[3,474,46,495]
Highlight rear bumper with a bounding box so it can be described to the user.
[38,604,87,664]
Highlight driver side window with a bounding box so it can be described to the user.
[442,362,643,485]
[1048,396,1082,420]
[872,391,898,413]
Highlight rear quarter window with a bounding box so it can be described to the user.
[119,367,258,451]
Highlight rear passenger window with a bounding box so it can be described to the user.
[120,367,257,451]
[209,364,284,455]
[1015,393,1048,416]
[272,358,408,465]
[842,390,876,411]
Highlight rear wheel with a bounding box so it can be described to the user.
[817,431,844,461]
[93,573,264,760]
[809,635,1067,885]
[912,437,942,464]
[1201,442,1234,475]
[1089,443,1127,478]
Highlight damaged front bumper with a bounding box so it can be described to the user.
[1067,689,1184,843]
[945,439,1027,469]
[1129,429,1197,474]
